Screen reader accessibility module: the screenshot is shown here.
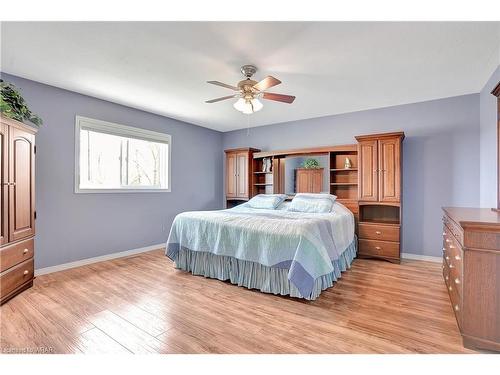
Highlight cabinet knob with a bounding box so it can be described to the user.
[449,263,454,269]
[445,256,449,260]
[454,278,460,285]
[375,246,381,250]
[454,255,461,261]
[445,239,451,243]
[442,232,446,236]
[23,270,29,275]
[454,305,459,312]
[23,248,29,254]
[448,286,452,291]
[445,275,449,280]
[449,245,454,249]
[375,231,381,235]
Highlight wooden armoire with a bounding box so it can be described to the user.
[0,115,37,304]
[225,148,260,208]
[355,132,404,263]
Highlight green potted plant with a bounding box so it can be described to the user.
[0,79,43,126]
[302,158,321,169]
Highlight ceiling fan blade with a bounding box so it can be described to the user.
[262,92,296,104]
[207,81,239,91]
[253,76,281,91]
[205,95,238,103]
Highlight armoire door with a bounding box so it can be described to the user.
[296,170,310,193]
[226,153,237,198]
[378,137,401,202]
[0,124,8,246]
[236,152,248,198]
[8,126,36,242]
[311,169,323,193]
[358,139,378,201]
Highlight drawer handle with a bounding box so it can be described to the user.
[454,278,460,285]
[449,264,454,269]
[448,286,452,291]
[23,248,29,254]
[445,256,450,260]
[375,246,381,250]
[445,275,449,281]
[375,231,382,235]
[445,239,451,243]
[442,232,446,236]
[454,255,461,261]
[23,270,29,276]
[449,245,454,249]
[454,305,459,312]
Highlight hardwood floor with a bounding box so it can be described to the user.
[0,250,474,354]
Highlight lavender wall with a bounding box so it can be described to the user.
[223,95,481,257]
[480,65,500,208]
[1,73,223,269]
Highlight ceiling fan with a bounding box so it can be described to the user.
[205,65,296,114]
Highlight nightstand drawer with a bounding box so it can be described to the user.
[359,223,400,242]
[358,239,400,258]
[0,238,34,273]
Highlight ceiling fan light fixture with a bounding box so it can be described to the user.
[233,98,247,112]
[251,98,263,112]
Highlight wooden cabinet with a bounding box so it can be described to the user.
[0,116,37,305]
[296,168,323,193]
[226,152,237,198]
[356,132,404,263]
[358,139,378,201]
[378,137,401,202]
[442,207,500,352]
[224,148,259,206]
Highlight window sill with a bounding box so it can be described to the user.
[74,188,171,194]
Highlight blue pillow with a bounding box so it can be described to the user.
[288,193,336,213]
[247,194,287,209]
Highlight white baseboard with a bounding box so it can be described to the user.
[401,253,442,263]
[35,243,165,276]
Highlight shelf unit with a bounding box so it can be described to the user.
[329,149,358,201]
[250,156,284,197]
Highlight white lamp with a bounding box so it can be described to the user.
[251,98,263,112]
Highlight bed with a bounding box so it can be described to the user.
[165,200,356,300]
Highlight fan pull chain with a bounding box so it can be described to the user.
[247,115,251,136]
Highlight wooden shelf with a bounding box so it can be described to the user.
[253,183,273,186]
[253,172,273,174]
[330,168,358,172]
[330,182,358,186]
[359,219,400,226]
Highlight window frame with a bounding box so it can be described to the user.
[74,116,171,194]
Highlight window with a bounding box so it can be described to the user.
[75,116,171,193]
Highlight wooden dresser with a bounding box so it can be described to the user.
[355,132,404,263]
[442,207,500,352]
[0,116,37,305]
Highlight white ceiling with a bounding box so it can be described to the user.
[1,22,499,132]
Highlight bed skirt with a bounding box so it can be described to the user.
[167,238,357,300]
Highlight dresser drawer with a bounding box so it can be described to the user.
[443,259,462,327]
[0,258,34,298]
[359,223,400,242]
[358,239,400,258]
[443,214,464,247]
[0,238,34,272]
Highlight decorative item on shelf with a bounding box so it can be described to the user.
[0,79,43,126]
[302,158,321,169]
[266,158,272,172]
[344,157,352,169]
[262,158,268,172]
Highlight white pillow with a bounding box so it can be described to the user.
[247,194,287,209]
[288,193,336,213]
